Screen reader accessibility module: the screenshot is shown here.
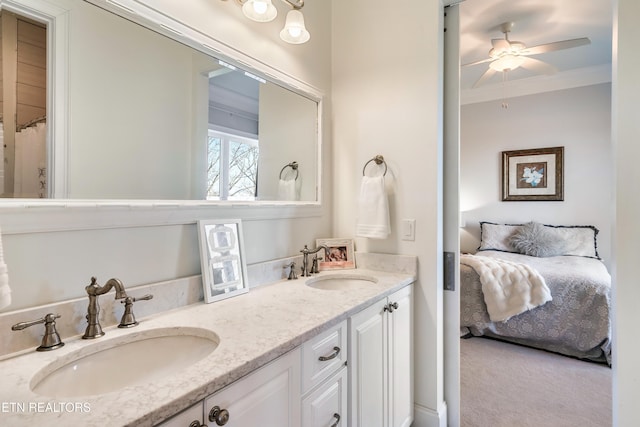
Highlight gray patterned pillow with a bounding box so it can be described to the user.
[509,222,567,257]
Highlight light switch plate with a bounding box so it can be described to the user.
[401,219,416,241]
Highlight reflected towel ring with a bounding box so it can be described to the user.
[362,155,387,176]
[279,161,299,180]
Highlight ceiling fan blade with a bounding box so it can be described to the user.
[523,37,591,56]
[520,57,557,75]
[472,67,498,88]
[462,57,493,67]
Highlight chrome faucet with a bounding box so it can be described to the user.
[300,245,328,277]
[82,276,128,339]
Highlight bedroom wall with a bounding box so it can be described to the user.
[459,83,613,267]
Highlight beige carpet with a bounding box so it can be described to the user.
[461,337,612,427]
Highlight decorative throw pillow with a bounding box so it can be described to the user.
[509,222,566,257]
[477,222,521,253]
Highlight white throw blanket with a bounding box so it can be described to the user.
[356,175,390,239]
[460,254,552,322]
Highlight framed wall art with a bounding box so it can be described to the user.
[197,219,249,303]
[315,238,356,270]
[502,146,564,201]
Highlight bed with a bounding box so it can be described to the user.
[460,221,612,365]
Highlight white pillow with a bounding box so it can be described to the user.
[478,222,521,253]
[478,221,600,259]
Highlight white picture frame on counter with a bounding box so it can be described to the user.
[198,219,249,303]
[315,238,356,270]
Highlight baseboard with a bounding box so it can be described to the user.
[413,401,448,427]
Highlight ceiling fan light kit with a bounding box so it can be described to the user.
[464,21,591,88]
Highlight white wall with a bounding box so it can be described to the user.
[332,1,445,425]
[0,0,332,310]
[460,83,613,267]
[613,0,640,424]
[258,83,317,201]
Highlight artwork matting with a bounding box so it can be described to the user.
[502,146,564,201]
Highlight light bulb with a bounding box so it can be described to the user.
[252,1,267,15]
[288,27,302,38]
[242,0,277,22]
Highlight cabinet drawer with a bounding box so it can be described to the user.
[302,366,347,427]
[156,401,203,426]
[302,320,347,394]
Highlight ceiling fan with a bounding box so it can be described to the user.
[464,22,591,88]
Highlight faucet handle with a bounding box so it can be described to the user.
[283,262,298,280]
[311,256,320,274]
[118,294,153,328]
[11,313,65,351]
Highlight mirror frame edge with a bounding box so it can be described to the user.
[0,0,325,233]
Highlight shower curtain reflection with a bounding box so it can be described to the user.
[14,119,47,198]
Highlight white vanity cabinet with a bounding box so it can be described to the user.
[156,283,414,427]
[203,348,301,427]
[349,285,413,427]
[301,321,348,427]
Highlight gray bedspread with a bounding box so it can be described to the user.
[461,250,612,364]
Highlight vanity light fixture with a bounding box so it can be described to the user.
[221,0,310,44]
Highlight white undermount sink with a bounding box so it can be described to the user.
[30,327,219,398]
[305,273,378,290]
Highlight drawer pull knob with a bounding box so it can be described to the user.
[209,406,230,425]
[189,421,208,427]
[330,413,341,427]
[318,346,341,361]
[387,302,399,313]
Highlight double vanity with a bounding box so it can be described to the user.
[0,258,415,427]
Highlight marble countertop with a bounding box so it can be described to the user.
[0,268,414,426]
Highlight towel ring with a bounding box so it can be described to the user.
[362,155,387,176]
[279,161,299,180]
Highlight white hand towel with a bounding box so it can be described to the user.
[356,175,390,239]
[0,227,11,310]
[278,178,297,201]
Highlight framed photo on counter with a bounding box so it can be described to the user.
[315,238,356,270]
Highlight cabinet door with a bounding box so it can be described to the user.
[349,298,388,427]
[156,401,203,427]
[302,366,347,427]
[388,285,413,427]
[204,348,301,427]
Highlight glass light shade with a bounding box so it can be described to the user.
[280,9,310,44]
[489,54,525,72]
[242,0,277,23]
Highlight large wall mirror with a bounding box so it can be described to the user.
[0,0,321,205]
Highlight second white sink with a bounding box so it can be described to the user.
[306,273,378,290]
[31,327,219,398]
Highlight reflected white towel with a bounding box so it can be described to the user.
[0,227,10,310]
[278,179,297,201]
[356,175,390,239]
